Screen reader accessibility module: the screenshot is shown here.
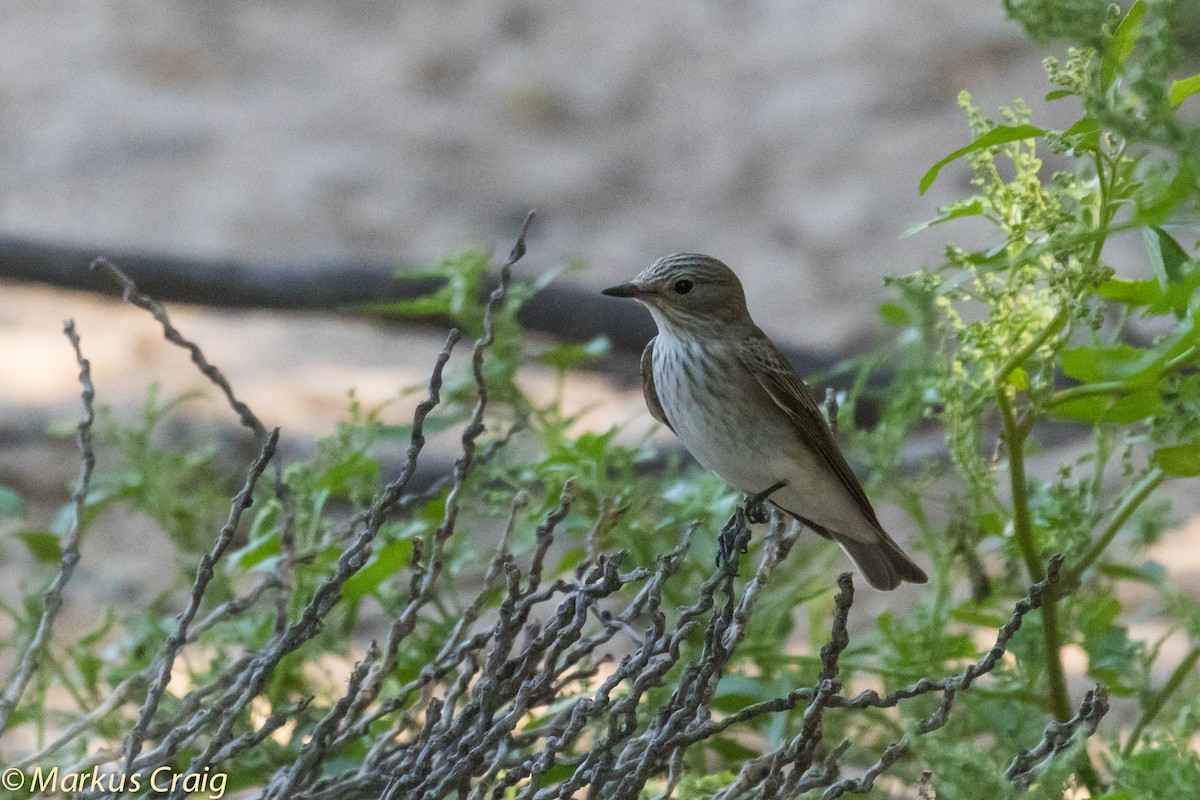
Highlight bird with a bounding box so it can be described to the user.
[602,253,927,590]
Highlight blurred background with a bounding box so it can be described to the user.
[0,3,1196,641]
[0,1,1077,440]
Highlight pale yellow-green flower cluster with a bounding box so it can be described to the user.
[927,78,1122,506]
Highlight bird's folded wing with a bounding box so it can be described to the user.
[641,337,675,433]
[738,331,883,532]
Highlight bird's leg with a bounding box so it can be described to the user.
[717,480,787,568]
[744,480,787,524]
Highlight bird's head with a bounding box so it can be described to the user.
[601,253,751,334]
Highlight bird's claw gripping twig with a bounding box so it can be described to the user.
[744,480,786,524]
[717,480,787,569]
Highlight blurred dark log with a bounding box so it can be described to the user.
[0,233,840,380]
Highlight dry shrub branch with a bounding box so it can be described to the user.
[1,217,1106,799]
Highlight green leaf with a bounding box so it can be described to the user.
[707,735,759,762]
[366,249,495,336]
[1105,389,1165,423]
[1143,226,1194,319]
[14,530,62,564]
[537,336,611,372]
[878,302,910,325]
[1060,321,1200,410]
[949,602,1009,628]
[1168,73,1200,108]
[1101,0,1145,91]
[1144,226,1190,286]
[1061,344,1144,383]
[901,198,985,237]
[713,674,782,711]
[1045,88,1074,101]
[1098,560,1167,586]
[1050,388,1163,424]
[978,512,1004,536]
[555,547,587,574]
[317,452,381,498]
[1081,595,1121,629]
[1134,161,1198,225]
[538,764,575,785]
[343,537,415,601]
[227,530,281,572]
[364,294,451,318]
[962,239,1015,268]
[1093,277,1161,307]
[1008,367,1028,390]
[1152,441,1200,476]
[0,486,24,518]
[1058,115,1102,154]
[919,125,1046,195]
[1079,596,1138,692]
[1049,395,1109,422]
[1061,315,1199,391]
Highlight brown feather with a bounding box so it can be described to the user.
[737,329,884,532]
[640,337,674,433]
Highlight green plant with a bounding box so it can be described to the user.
[843,0,1200,794]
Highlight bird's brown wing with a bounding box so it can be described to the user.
[738,330,883,532]
[640,337,675,433]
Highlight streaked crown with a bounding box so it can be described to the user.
[610,253,751,334]
[636,253,740,286]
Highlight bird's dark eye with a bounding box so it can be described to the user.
[673,279,694,295]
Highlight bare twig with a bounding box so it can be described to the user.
[143,214,534,799]
[266,644,380,798]
[142,327,463,798]
[11,675,136,770]
[90,258,267,438]
[93,253,300,640]
[123,427,280,770]
[0,321,96,733]
[1006,686,1110,790]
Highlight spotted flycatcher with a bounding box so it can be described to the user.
[602,253,927,590]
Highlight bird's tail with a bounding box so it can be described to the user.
[837,531,928,591]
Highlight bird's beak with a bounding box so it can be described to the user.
[601,281,646,298]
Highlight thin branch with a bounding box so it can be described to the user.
[90,257,268,439]
[123,428,280,770]
[996,379,1071,722]
[1006,686,1110,790]
[0,321,97,733]
[11,675,136,770]
[1069,466,1166,583]
[1122,645,1200,757]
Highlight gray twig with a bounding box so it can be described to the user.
[0,321,97,733]
[123,427,280,770]
[1006,686,1110,791]
[90,257,267,438]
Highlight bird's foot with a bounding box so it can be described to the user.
[744,480,787,524]
[716,480,787,569]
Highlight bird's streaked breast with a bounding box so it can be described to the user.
[651,331,876,538]
[653,333,779,484]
